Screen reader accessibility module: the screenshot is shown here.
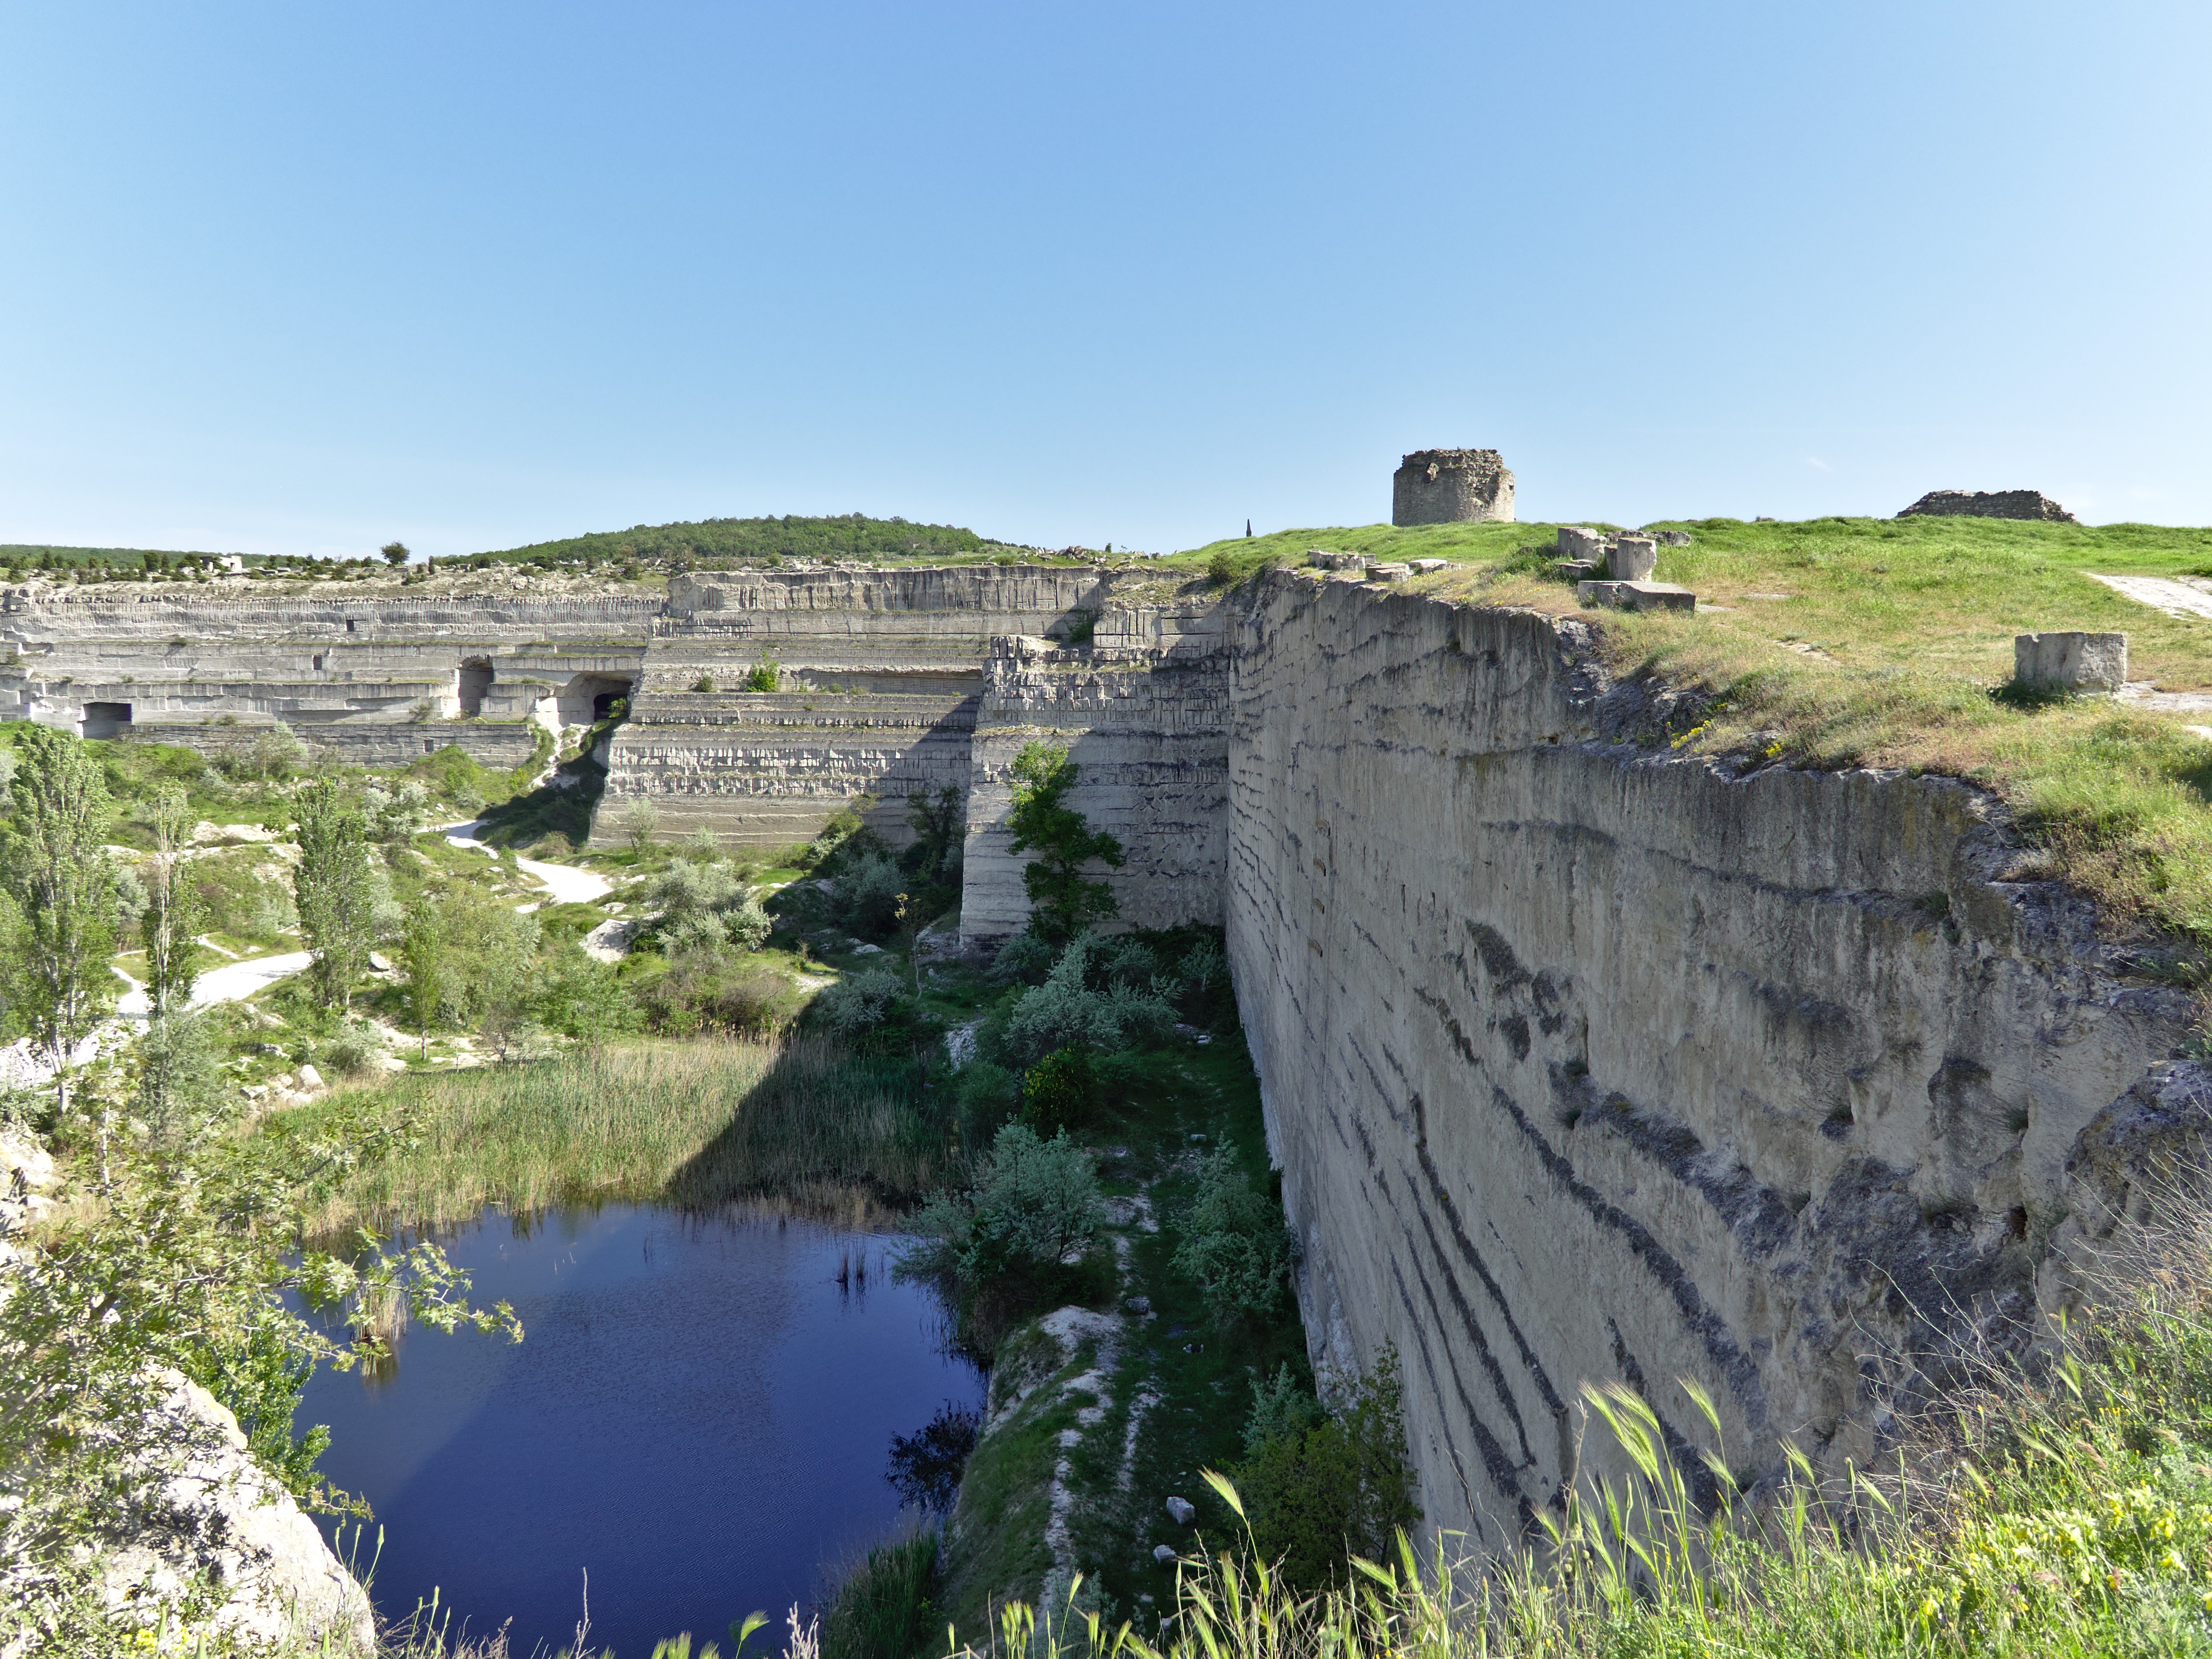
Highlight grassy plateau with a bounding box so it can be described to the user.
[1165,515,2212,948]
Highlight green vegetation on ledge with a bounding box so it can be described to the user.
[1180,515,2212,952]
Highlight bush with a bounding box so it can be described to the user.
[1175,1147,1298,1326]
[1020,1045,1093,1134]
[322,1014,385,1077]
[743,659,780,693]
[989,929,1057,985]
[1000,931,1178,1064]
[1231,1350,1419,1592]
[813,968,907,1043]
[953,1060,1022,1151]
[648,857,770,955]
[838,850,907,939]
[895,1122,1108,1358]
[637,957,792,1038]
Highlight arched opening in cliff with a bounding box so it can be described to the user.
[81,701,132,739]
[457,658,493,717]
[558,672,634,725]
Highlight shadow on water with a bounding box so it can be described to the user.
[301,1199,983,1658]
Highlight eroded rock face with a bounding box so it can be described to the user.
[1898,489,2077,523]
[84,1372,375,1656]
[1223,574,2192,1553]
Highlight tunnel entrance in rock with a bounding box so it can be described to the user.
[558,673,634,725]
[81,702,132,739]
[457,659,493,717]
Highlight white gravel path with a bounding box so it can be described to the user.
[440,821,613,906]
[2087,572,2212,620]
[117,952,314,1017]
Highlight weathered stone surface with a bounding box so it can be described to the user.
[1577,579,1695,612]
[1368,564,1412,583]
[83,1373,375,1655]
[1607,537,1657,582]
[2014,631,2128,695]
[961,599,1229,942]
[1899,489,2077,523]
[1553,560,1599,581]
[1557,528,1608,562]
[1650,530,1692,547]
[1408,559,1449,574]
[1225,576,2189,1553]
[1393,449,1515,527]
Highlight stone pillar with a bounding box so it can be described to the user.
[1609,537,1657,582]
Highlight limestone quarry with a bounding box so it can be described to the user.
[4,547,2202,1576]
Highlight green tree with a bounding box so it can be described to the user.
[1005,742,1123,943]
[292,779,374,1010]
[380,540,410,567]
[905,783,962,881]
[0,726,119,1118]
[1233,1350,1421,1592]
[400,892,442,1059]
[141,783,202,1016]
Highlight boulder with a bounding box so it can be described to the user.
[1165,1496,1196,1526]
[2014,631,2127,696]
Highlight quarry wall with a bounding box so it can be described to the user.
[3,562,2202,1565]
[1226,570,2195,1549]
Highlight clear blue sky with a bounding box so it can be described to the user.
[2,2,2206,557]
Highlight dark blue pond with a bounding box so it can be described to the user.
[302,1203,982,1659]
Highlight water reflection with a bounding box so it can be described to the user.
[300,1202,983,1657]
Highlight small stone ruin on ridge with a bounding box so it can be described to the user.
[1899,489,2077,523]
[1554,526,1696,612]
[1392,448,1515,526]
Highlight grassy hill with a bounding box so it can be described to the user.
[472,512,1027,567]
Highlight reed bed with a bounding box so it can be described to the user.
[304,1037,943,1233]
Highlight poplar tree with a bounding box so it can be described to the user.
[0,726,120,1118]
[292,780,374,1010]
[141,784,202,1016]
[400,892,442,1059]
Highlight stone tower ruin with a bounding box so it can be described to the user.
[1391,447,1515,526]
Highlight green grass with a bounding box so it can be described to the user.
[283,1035,945,1233]
[931,1190,2212,1659]
[824,1528,946,1659]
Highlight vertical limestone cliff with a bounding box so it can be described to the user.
[1225,571,2196,1551]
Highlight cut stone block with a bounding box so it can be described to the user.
[1651,530,1691,547]
[1408,558,1448,573]
[1578,580,1697,613]
[1557,527,1608,562]
[1368,563,1411,582]
[1308,551,1369,571]
[1609,536,1658,582]
[2015,631,2128,695]
[1553,559,1599,581]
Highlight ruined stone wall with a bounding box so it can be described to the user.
[0,586,654,757]
[1224,570,2191,1551]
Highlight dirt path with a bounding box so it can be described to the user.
[441,821,613,906]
